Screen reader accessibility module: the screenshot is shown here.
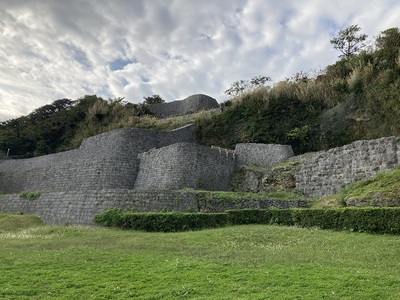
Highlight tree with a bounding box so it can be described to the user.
[330,24,368,58]
[376,27,400,50]
[375,27,400,68]
[143,94,165,105]
[224,75,272,97]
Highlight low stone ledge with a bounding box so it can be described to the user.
[0,189,310,225]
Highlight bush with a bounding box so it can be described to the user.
[226,208,400,234]
[19,191,41,201]
[96,208,400,234]
[95,210,229,232]
[93,208,124,227]
[227,209,272,225]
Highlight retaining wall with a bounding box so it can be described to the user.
[149,94,219,118]
[135,143,235,191]
[0,190,198,225]
[235,143,294,167]
[1,124,400,225]
[294,136,400,197]
[0,190,309,225]
[0,125,195,193]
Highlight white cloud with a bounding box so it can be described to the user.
[0,0,399,121]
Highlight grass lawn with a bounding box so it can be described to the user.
[0,214,399,299]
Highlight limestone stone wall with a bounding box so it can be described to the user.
[197,198,309,212]
[231,136,400,199]
[135,143,235,191]
[235,143,294,167]
[0,190,198,225]
[149,94,219,118]
[0,125,195,193]
[294,136,400,197]
[1,121,399,225]
[0,190,309,225]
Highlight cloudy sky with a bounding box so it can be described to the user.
[0,0,399,121]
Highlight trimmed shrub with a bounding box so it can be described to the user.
[290,209,343,229]
[227,209,272,225]
[94,208,124,227]
[227,208,400,234]
[95,211,229,232]
[95,208,400,234]
[269,209,294,226]
[227,209,294,226]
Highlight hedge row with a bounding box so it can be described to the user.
[227,208,400,235]
[94,208,228,232]
[94,208,400,234]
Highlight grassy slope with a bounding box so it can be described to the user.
[0,216,399,299]
[0,213,43,233]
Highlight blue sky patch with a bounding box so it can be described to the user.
[65,44,92,70]
[110,58,136,71]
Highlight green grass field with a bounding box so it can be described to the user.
[0,214,399,299]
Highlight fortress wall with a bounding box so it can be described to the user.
[0,190,198,225]
[1,122,400,225]
[295,136,400,197]
[0,159,139,193]
[198,198,310,212]
[150,94,219,118]
[0,125,195,193]
[78,125,195,157]
[235,143,294,167]
[134,143,235,191]
[0,190,309,225]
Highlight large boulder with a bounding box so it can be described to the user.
[149,94,219,118]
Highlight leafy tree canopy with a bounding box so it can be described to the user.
[225,75,272,97]
[143,94,165,105]
[330,24,368,58]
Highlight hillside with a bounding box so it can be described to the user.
[0,27,399,157]
[195,27,400,154]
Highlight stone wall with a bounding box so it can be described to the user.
[235,143,294,167]
[0,190,199,225]
[0,190,309,225]
[294,136,400,197]
[135,143,235,191]
[149,94,219,118]
[231,136,400,199]
[0,125,195,193]
[198,198,309,212]
[1,120,399,225]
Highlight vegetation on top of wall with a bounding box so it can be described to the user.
[181,188,305,202]
[19,191,42,201]
[0,26,398,157]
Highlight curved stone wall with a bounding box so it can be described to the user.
[1,123,399,225]
[0,125,195,193]
[149,94,219,118]
[135,143,235,191]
